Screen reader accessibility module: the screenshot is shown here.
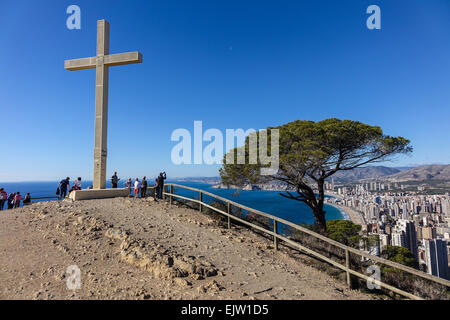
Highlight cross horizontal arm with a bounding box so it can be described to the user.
[65,57,97,71]
[64,52,142,71]
[104,52,143,67]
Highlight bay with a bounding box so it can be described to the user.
[0,180,347,225]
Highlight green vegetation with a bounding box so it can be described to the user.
[326,220,361,247]
[381,245,418,269]
[220,118,412,231]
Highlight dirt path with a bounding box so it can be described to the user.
[0,197,374,300]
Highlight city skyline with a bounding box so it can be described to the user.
[327,181,450,280]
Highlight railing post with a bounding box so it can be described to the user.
[345,248,352,289]
[199,191,203,212]
[169,185,173,205]
[273,220,278,251]
[227,202,231,229]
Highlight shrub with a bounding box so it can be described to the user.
[326,220,361,248]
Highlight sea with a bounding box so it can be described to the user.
[0,180,348,226]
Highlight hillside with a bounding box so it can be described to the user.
[382,164,450,182]
[0,198,372,300]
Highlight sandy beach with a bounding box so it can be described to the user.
[330,204,366,226]
[324,191,365,226]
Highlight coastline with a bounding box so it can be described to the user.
[329,203,365,226]
[328,204,350,221]
[210,183,295,192]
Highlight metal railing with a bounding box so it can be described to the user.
[159,183,450,300]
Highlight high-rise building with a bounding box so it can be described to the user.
[394,220,419,260]
[391,231,405,248]
[423,239,450,280]
[413,214,420,226]
[402,203,408,217]
[417,227,423,241]
[392,203,400,218]
[442,200,450,217]
[379,233,390,250]
[422,227,437,240]
[375,196,381,205]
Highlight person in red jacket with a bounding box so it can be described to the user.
[14,192,22,208]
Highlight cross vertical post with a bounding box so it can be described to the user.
[94,20,110,189]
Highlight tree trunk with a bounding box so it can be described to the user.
[312,207,327,232]
[313,179,327,231]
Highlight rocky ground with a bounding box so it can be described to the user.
[0,196,375,300]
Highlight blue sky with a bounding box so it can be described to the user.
[1,0,450,182]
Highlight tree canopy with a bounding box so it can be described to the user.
[381,245,419,269]
[326,220,362,247]
[220,118,412,231]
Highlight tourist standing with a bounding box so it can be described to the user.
[157,172,167,199]
[141,176,148,198]
[154,178,160,200]
[74,177,82,190]
[23,193,31,206]
[134,178,141,198]
[125,178,132,194]
[111,172,120,188]
[0,188,7,210]
[7,193,15,209]
[14,192,21,208]
[58,177,70,200]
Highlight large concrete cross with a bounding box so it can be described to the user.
[65,20,142,189]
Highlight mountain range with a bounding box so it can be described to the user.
[381,164,450,182]
[333,164,450,183]
[175,165,450,185]
[331,166,404,183]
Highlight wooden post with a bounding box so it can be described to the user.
[227,202,231,229]
[345,248,351,288]
[199,192,203,212]
[169,185,173,205]
[273,220,278,250]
